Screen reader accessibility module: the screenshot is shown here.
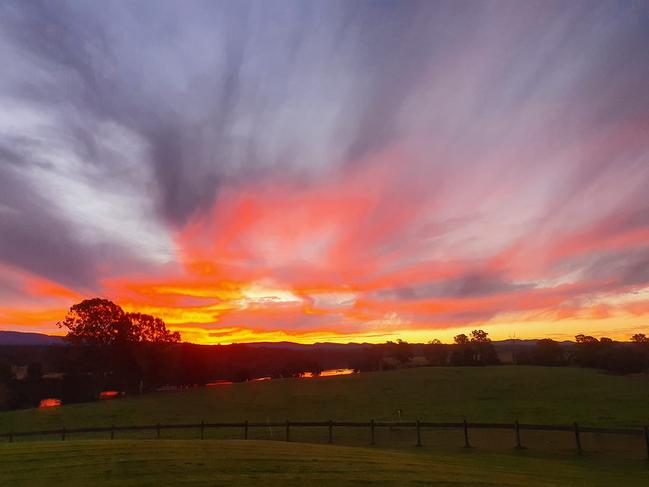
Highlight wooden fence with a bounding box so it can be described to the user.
[2,420,649,459]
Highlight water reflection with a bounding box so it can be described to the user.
[157,368,355,393]
[39,398,61,408]
[302,368,355,378]
[100,390,120,399]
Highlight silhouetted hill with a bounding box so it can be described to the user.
[247,339,574,351]
[0,331,64,346]
[0,331,580,349]
[246,341,370,350]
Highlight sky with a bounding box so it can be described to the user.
[1,0,649,344]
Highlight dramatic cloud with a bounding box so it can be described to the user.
[1,0,648,342]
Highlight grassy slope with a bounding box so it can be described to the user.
[2,366,649,434]
[1,439,648,487]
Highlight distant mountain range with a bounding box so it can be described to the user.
[0,330,576,348]
[245,341,371,350]
[0,331,65,346]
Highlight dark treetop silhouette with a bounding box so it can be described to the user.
[58,298,180,346]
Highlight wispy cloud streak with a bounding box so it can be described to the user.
[1,1,648,342]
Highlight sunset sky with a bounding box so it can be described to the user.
[1,1,649,344]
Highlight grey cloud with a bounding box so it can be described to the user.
[375,270,533,301]
[0,150,168,290]
[0,162,97,288]
[1,0,649,298]
[584,248,649,289]
[2,0,443,225]
[4,0,648,226]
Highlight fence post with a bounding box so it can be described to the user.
[514,420,523,449]
[370,419,375,446]
[644,426,649,461]
[416,420,422,447]
[61,427,66,441]
[200,421,204,440]
[156,423,161,440]
[573,422,582,454]
[8,431,13,443]
[463,420,470,448]
[110,425,115,440]
[244,420,248,440]
[328,420,333,444]
[285,420,290,442]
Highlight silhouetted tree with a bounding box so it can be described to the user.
[631,333,649,359]
[450,333,473,365]
[450,330,499,365]
[26,362,43,382]
[574,334,600,368]
[454,334,469,345]
[424,339,448,366]
[470,329,500,365]
[174,344,210,386]
[604,347,646,374]
[350,346,384,372]
[0,362,11,383]
[139,344,175,391]
[531,339,565,366]
[58,298,132,346]
[572,334,647,373]
[601,336,644,374]
[57,298,181,394]
[58,299,180,346]
[470,330,489,342]
[386,339,413,364]
[126,312,181,344]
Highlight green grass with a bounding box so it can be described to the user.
[3,366,649,485]
[1,439,648,486]
[2,366,649,434]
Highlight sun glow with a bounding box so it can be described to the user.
[241,282,302,305]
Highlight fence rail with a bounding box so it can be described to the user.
[2,420,648,459]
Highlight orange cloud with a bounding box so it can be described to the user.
[2,143,649,344]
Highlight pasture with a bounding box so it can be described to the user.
[2,439,649,486]
[2,366,649,433]
[2,366,649,485]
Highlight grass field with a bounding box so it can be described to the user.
[2,366,649,485]
[2,439,649,487]
[2,366,649,434]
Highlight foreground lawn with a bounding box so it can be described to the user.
[1,439,648,487]
[2,366,649,436]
